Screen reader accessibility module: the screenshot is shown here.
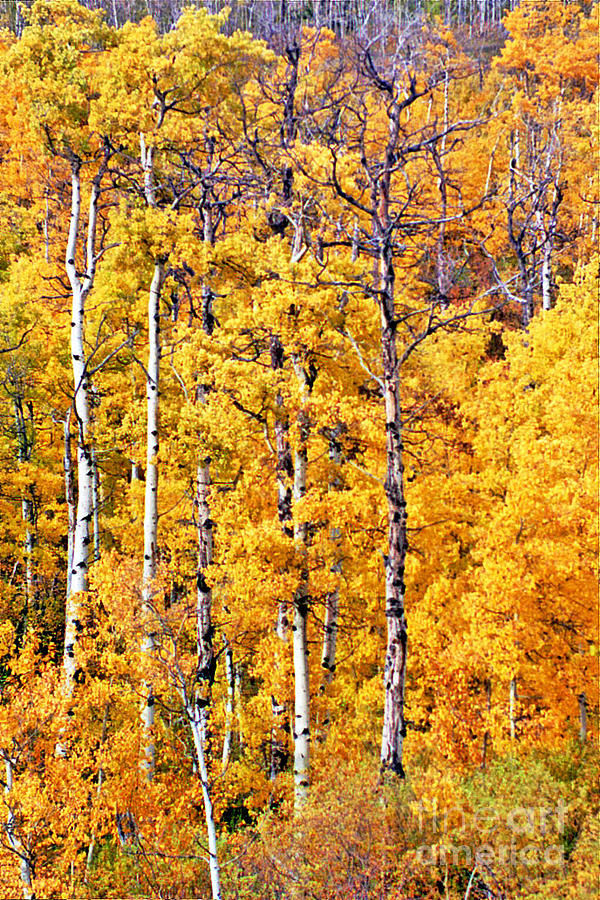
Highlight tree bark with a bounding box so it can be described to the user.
[195,206,217,720]
[292,360,310,807]
[91,447,101,562]
[270,334,293,780]
[196,454,214,695]
[509,675,518,742]
[4,757,34,900]
[374,101,408,778]
[64,411,75,601]
[578,692,587,743]
[140,258,165,781]
[271,335,294,637]
[62,155,105,714]
[13,396,36,630]
[221,636,235,772]
[321,434,342,693]
[379,262,408,777]
[186,699,223,900]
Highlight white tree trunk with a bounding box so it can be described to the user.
[321,435,341,692]
[62,157,103,712]
[541,170,562,312]
[321,580,339,688]
[292,362,310,808]
[578,693,587,743]
[140,259,165,780]
[44,187,49,263]
[186,700,222,900]
[63,412,76,600]
[509,675,518,741]
[221,636,234,772]
[376,171,408,778]
[140,133,156,209]
[196,452,215,717]
[541,244,552,311]
[235,661,244,753]
[270,335,293,779]
[196,457,213,649]
[13,397,35,629]
[292,583,310,807]
[4,758,34,899]
[91,447,101,562]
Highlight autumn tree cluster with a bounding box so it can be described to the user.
[0,1,597,897]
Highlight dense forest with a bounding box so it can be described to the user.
[0,1,597,897]
[0,0,534,37]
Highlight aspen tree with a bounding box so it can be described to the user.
[63,412,75,600]
[194,179,220,725]
[491,0,599,320]
[291,355,312,806]
[320,430,343,703]
[3,756,34,900]
[4,0,116,740]
[140,248,165,779]
[286,22,494,776]
[270,333,293,780]
[63,147,110,710]
[7,377,36,630]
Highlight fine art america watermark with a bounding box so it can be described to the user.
[414,799,567,870]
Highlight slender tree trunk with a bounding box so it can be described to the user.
[64,412,75,601]
[196,454,214,693]
[541,242,552,311]
[22,509,35,629]
[4,758,34,900]
[541,172,562,311]
[13,397,35,629]
[507,132,535,329]
[292,360,310,807]
[379,265,408,776]
[372,107,409,774]
[139,129,166,779]
[63,156,104,715]
[434,72,451,310]
[43,186,50,263]
[578,693,587,743]
[140,259,165,781]
[195,206,217,725]
[221,637,235,771]
[235,661,244,752]
[91,447,101,562]
[509,675,518,742]
[321,434,342,692]
[65,182,93,698]
[272,339,294,640]
[270,334,293,780]
[274,395,293,640]
[186,699,222,900]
